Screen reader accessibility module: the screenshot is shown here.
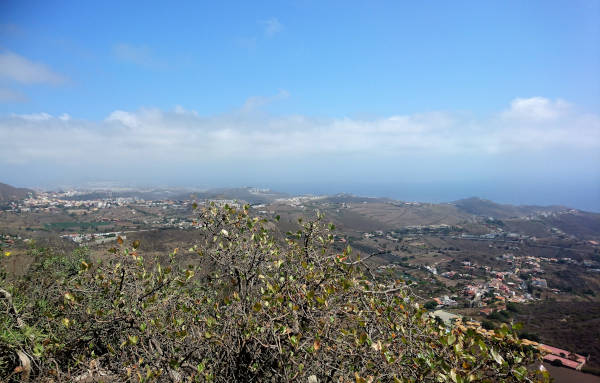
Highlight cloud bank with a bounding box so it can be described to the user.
[1,97,598,168]
[2,96,599,209]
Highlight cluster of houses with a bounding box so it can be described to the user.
[60,232,126,244]
[420,252,578,313]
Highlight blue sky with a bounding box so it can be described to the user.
[1,1,599,210]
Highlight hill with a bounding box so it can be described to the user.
[62,186,288,205]
[452,197,566,219]
[0,182,34,201]
[186,187,288,204]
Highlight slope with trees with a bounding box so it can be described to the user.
[0,205,548,382]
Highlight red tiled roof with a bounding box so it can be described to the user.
[543,354,581,370]
[540,344,586,370]
[540,345,586,362]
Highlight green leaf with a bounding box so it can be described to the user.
[384,351,395,363]
[490,348,504,365]
[512,322,523,331]
[513,366,527,381]
[33,343,44,357]
[447,333,456,345]
[450,368,457,382]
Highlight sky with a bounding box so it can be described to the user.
[0,1,599,210]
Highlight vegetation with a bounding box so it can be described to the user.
[518,333,540,343]
[43,221,111,231]
[1,205,548,382]
[512,301,600,369]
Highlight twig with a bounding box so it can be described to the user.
[0,287,25,328]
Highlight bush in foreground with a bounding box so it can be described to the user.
[1,205,548,382]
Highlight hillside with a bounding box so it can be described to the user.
[267,194,599,239]
[0,182,34,202]
[452,197,566,219]
[62,187,288,205]
[0,205,544,382]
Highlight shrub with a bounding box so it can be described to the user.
[482,320,496,330]
[519,332,541,342]
[0,205,548,382]
[550,358,563,367]
[582,366,600,377]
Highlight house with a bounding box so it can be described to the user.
[489,279,503,289]
[441,295,457,306]
[430,310,462,326]
[464,285,478,296]
[539,344,587,370]
[441,271,456,278]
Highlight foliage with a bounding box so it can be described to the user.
[582,366,600,377]
[1,205,548,382]
[506,302,519,313]
[518,332,540,343]
[481,320,497,331]
[488,310,511,322]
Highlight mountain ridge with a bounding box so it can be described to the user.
[0,182,35,202]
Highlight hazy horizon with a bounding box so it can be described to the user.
[1,1,599,213]
[3,177,599,213]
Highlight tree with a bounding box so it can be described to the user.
[506,302,519,313]
[1,205,548,382]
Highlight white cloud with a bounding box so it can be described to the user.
[261,18,283,37]
[502,97,570,121]
[1,97,598,168]
[106,110,140,128]
[0,88,27,102]
[11,112,53,121]
[0,51,66,85]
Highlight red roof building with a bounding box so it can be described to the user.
[540,344,587,370]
